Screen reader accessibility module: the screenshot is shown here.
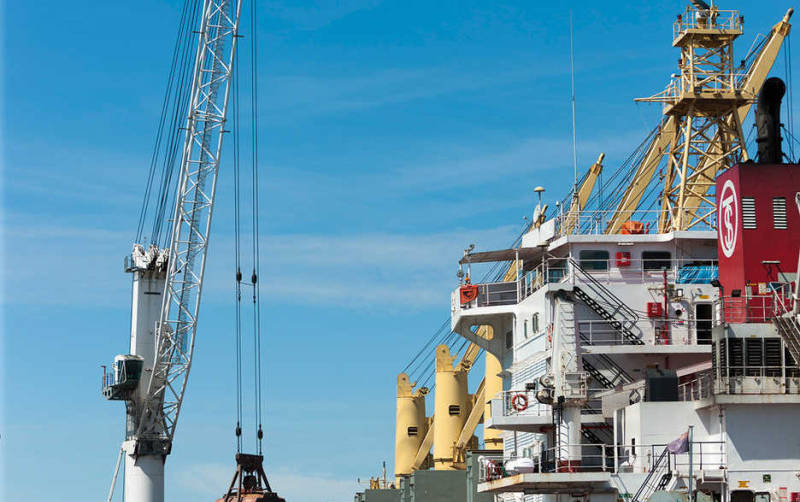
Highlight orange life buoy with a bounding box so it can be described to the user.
[460,284,479,304]
[511,393,528,412]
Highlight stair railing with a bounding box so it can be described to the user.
[569,258,639,322]
[631,446,671,502]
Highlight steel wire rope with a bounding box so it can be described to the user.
[232,23,244,454]
[248,0,265,455]
[150,0,201,245]
[151,0,203,247]
[136,0,197,243]
[406,222,529,388]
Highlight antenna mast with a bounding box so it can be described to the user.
[570,11,578,191]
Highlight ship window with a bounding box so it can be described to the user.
[506,330,513,349]
[742,197,756,229]
[755,493,770,502]
[773,197,787,229]
[642,251,672,270]
[524,320,528,338]
[407,426,418,436]
[532,313,540,333]
[448,405,461,416]
[579,250,609,271]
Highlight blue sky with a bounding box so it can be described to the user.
[2,1,797,501]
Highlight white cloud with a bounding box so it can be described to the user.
[203,226,519,309]
[260,65,539,119]
[2,222,518,309]
[174,462,358,502]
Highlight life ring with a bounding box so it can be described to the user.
[511,393,529,412]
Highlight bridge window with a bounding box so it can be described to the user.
[642,251,672,270]
[579,250,610,271]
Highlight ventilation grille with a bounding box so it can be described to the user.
[773,197,787,229]
[742,197,756,229]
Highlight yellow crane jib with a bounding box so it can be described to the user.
[563,152,605,234]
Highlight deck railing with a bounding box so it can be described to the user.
[497,390,548,417]
[553,209,716,237]
[457,257,718,311]
[714,290,794,325]
[478,441,726,483]
[673,6,742,39]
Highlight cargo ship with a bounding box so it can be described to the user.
[355,4,800,502]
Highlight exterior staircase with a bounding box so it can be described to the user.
[569,258,644,345]
[631,447,673,502]
[773,314,800,365]
[582,356,632,389]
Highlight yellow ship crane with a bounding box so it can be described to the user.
[606,4,793,234]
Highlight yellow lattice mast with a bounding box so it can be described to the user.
[640,2,749,232]
[607,2,793,234]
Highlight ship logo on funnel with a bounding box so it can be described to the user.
[719,180,738,258]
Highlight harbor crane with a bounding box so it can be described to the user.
[101,1,245,501]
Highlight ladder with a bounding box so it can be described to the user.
[773,314,800,365]
[631,447,673,502]
[569,259,644,345]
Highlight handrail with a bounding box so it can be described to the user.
[478,441,725,482]
[631,446,670,502]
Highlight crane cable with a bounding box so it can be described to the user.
[401,221,528,388]
[233,15,244,454]
[249,0,264,456]
[136,0,202,246]
[230,0,263,456]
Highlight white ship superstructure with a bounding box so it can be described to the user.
[453,211,798,502]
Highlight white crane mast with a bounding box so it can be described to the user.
[105,1,243,501]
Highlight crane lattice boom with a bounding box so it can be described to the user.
[136,0,243,455]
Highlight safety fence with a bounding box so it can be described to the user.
[478,441,726,483]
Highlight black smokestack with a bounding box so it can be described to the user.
[756,77,786,164]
